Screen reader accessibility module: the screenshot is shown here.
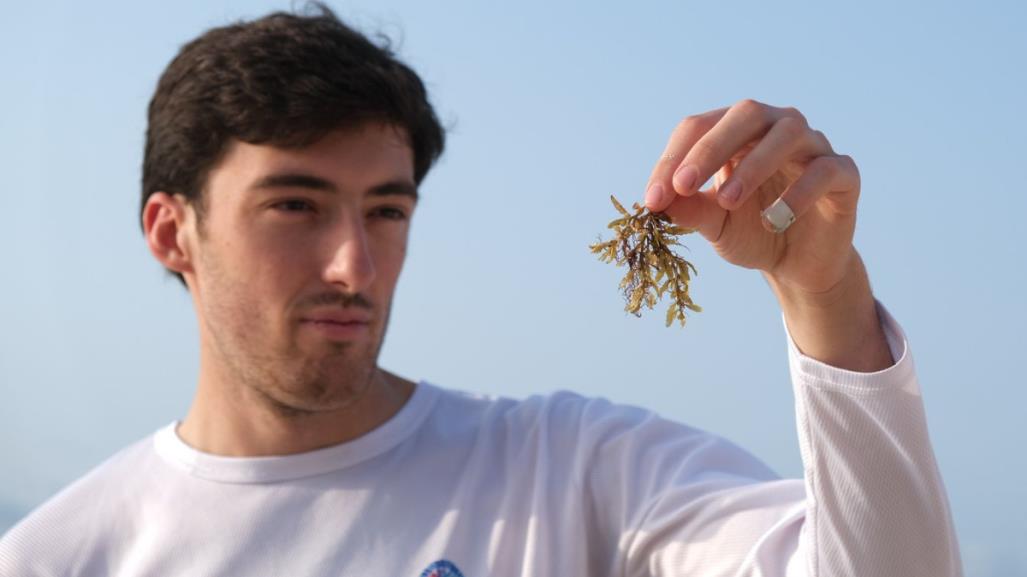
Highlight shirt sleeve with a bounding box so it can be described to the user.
[587,300,962,577]
[784,299,962,577]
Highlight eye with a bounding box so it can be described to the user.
[372,207,409,221]
[272,199,315,213]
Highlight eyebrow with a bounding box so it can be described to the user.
[248,172,419,202]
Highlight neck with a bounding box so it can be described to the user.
[176,363,416,457]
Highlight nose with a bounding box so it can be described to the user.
[322,215,376,294]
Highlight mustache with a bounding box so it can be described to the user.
[300,292,374,311]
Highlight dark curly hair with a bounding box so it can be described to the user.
[141,3,445,284]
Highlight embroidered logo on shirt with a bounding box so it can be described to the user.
[419,559,465,577]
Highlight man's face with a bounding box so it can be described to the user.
[184,122,417,414]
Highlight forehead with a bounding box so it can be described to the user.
[205,123,415,201]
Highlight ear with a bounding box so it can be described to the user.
[142,192,197,278]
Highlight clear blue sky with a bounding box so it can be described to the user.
[1,1,1024,574]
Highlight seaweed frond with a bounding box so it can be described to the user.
[589,195,702,327]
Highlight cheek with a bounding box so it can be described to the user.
[373,237,408,283]
[199,236,299,333]
[239,225,317,282]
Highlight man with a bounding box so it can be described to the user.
[0,5,962,576]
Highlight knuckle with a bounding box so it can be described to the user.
[840,154,861,182]
[775,115,807,139]
[813,155,840,177]
[675,114,700,134]
[735,98,766,121]
[819,155,857,184]
[736,97,761,111]
[810,129,830,149]
[782,106,806,123]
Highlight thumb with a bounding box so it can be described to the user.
[661,164,731,242]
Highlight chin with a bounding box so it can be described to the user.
[276,361,377,407]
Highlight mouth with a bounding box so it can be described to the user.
[300,318,370,340]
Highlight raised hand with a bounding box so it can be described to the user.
[644,99,861,296]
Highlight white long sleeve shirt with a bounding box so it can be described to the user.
[0,301,962,576]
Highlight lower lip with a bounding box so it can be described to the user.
[301,320,370,339]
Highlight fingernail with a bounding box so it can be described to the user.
[673,165,698,193]
[645,182,667,209]
[719,180,742,204]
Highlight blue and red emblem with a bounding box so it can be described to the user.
[419,559,465,577]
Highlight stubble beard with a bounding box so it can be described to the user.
[194,224,395,421]
[206,293,392,421]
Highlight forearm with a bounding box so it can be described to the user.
[765,247,894,373]
[787,304,963,576]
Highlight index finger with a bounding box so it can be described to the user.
[644,106,728,212]
[645,100,795,213]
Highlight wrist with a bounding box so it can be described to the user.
[764,248,894,372]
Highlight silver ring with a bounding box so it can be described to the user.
[761,198,796,233]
